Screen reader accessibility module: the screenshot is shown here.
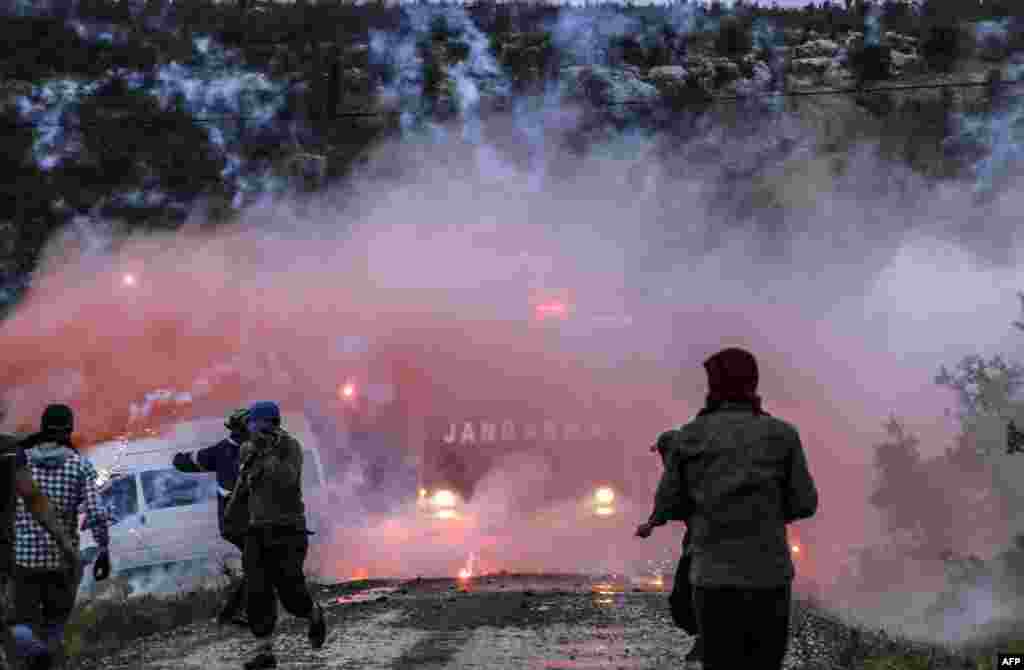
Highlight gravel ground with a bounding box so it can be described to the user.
[69,575,965,670]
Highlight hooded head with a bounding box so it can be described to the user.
[41,404,74,433]
[24,403,77,465]
[225,408,251,443]
[36,404,74,447]
[699,348,767,416]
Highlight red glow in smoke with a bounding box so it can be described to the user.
[535,301,568,320]
[0,224,975,594]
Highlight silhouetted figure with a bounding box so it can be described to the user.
[637,348,818,670]
[9,405,100,670]
[224,402,326,670]
[173,408,250,627]
[1007,420,1024,455]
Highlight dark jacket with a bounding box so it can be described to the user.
[648,401,818,587]
[230,428,306,532]
[173,438,243,540]
[0,435,27,575]
[173,438,243,493]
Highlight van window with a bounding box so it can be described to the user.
[302,451,320,489]
[141,469,219,509]
[100,475,138,526]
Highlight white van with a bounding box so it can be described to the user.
[78,413,328,576]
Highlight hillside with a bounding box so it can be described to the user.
[0,0,1021,313]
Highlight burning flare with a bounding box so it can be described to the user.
[458,552,476,580]
[594,486,615,505]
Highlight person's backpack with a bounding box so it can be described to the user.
[221,485,250,546]
[222,448,259,545]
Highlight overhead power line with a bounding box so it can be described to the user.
[0,76,1019,129]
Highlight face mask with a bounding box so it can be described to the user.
[247,418,274,436]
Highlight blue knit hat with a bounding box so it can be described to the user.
[248,401,281,423]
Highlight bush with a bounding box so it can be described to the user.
[920,23,968,72]
[714,18,753,59]
[609,35,674,70]
[849,43,893,82]
[65,577,231,665]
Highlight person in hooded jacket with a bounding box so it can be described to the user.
[173,408,250,626]
[636,348,818,670]
[11,404,111,669]
[224,402,326,670]
[0,426,79,670]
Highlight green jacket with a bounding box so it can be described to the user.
[648,401,818,587]
[233,427,307,531]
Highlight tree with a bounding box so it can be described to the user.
[934,352,1024,433]
[930,296,1024,542]
[849,42,893,82]
[714,17,753,58]
[869,415,956,558]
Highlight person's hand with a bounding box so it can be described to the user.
[635,522,656,539]
[93,548,111,581]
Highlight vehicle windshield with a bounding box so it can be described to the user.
[98,474,138,526]
[141,468,219,509]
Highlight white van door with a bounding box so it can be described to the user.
[96,473,163,571]
[136,467,221,565]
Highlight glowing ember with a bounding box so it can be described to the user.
[535,301,568,319]
[595,506,615,516]
[594,486,615,505]
[458,551,476,580]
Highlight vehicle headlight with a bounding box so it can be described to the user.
[431,490,457,508]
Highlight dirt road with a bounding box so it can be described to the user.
[73,575,867,670]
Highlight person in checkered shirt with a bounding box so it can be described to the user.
[11,405,111,670]
[0,429,79,670]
